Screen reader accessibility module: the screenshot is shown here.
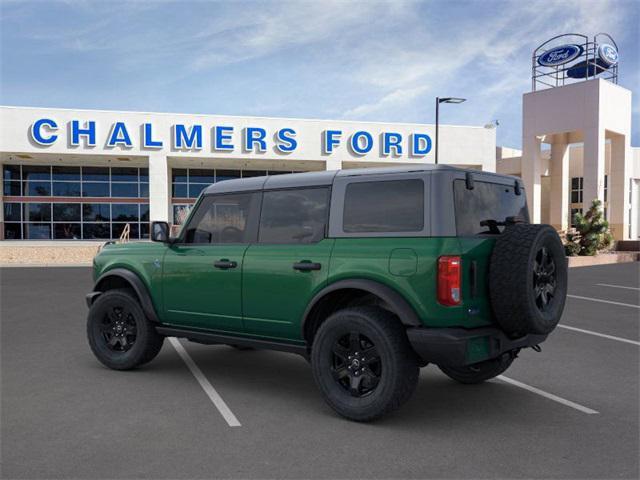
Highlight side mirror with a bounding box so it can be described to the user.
[151,221,170,243]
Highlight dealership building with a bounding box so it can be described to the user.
[0,106,495,241]
[0,33,638,245]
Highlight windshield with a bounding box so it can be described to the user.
[454,179,529,235]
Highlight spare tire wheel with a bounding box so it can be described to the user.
[489,224,567,337]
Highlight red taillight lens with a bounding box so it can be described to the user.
[437,256,462,306]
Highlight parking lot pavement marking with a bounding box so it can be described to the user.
[567,294,640,309]
[497,375,599,415]
[168,337,242,427]
[596,283,640,291]
[558,324,640,346]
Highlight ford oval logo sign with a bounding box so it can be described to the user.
[598,44,618,66]
[538,44,583,67]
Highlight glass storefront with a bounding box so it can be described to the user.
[2,164,149,240]
[170,168,300,225]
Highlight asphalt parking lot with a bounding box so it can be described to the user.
[1,262,639,479]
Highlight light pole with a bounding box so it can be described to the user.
[435,97,466,164]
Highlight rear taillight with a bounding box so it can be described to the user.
[437,256,462,306]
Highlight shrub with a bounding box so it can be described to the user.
[564,199,613,256]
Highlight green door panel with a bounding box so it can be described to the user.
[162,244,247,331]
[242,239,335,340]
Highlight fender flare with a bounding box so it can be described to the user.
[301,279,422,337]
[91,268,160,323]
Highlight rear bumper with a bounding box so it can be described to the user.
[406,326,548,367]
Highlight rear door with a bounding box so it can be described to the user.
[162,192,261,331]
[242,187,333,340]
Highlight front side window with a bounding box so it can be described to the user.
[183,193,259,244]
[259,188,329,244]
[343,179,424,233]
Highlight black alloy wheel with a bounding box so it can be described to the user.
[331,332,382,398]
[87,289,164,370]
[533,246,557,312]
[100,305,138,352]
[311,306,419,422]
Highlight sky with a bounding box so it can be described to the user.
[1,0,638,149]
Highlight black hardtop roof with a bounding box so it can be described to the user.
[202,165,516,195]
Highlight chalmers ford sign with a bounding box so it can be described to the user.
[29,118,434,157]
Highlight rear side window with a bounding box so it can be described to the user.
[259,188,329,244]
[183,193,260,244]
[343,179,424,233]
[454,179,529,235]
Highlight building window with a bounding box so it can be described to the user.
[570,208,583,228]
[2,164,149,240]
[570,177,583,203]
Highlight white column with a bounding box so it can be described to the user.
[549,134,570,231]
[582,126,605,211]
[325,158,342,171]
[522,135,543,223]
[148,153,171,223]
[609,134,631,240]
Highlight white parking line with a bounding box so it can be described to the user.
[168,337,241,427]
[596,283,640,291]
[567,294,640,309]
[558,324,640,346]
[497,375,599,415]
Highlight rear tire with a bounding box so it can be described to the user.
[439,354,514,384]
[311,307,419,422]
[87,289,164,370]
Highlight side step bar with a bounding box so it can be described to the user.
[156,326,308,358]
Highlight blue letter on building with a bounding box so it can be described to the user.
[275,128,297,153]
[214,126,234,151]
[323,130,342,154]
[350,131,373,155]
[30,118,58,145]
[71,120,96,147]
[173,124,203,149]
[107,122,133,148]
[382,132,403,155]
[411,133,432,156]
[143,123,163,148]
[244,127,267,152]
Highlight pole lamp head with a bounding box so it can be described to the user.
[438,97,467,104]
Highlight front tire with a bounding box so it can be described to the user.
[87,289,164,370]
[438,354,514,384]
[311,307,419,422]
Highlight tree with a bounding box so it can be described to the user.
[565,199,613,256]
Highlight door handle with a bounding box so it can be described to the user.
[214,259,237,269]
[293,261,321,271]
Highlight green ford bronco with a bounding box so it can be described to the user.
[86,166,567,421]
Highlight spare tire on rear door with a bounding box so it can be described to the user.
[489,223,567,338]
